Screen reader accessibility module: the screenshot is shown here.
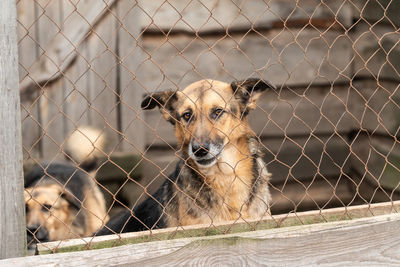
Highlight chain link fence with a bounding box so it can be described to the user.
[17,0,400,253]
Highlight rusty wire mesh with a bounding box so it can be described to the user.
[17,0,400,253]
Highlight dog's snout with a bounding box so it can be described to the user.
[192,141,209,158]
[27,224,49,243]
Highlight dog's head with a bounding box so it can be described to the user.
[141,78,274,168]
[24,184,83,250]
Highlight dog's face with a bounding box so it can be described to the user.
[24,184,82,249]
[141,78,274,168]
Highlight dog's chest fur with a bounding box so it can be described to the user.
[164,137,271,227]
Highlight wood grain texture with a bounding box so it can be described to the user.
[19,0,117,101]
[351,80,400,136]
[350,134,400,193]
[117,0,147,153]
[84,3,121,156]
[38,0,67,161]
[138,0,352,33]
[17,0,42,159]
[134,214,400,266]
[140,28,352,92]
[0,0,26,259]
[3,213,400,266]
[352,23,400,82]
[36,200,400,255]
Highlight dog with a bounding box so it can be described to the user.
[97,78,273,235]
[25,127,108,250]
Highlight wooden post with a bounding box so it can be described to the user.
[0,0,26,259]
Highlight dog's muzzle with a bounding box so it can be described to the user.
[27,224,50,250]
[188,140,222,167]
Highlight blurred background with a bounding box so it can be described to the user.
[18,0,400,217]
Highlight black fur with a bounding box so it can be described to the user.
[231,78,276,116]
[95,185,167,235]
[141,90,178,124]
[24,162,87,209]
[97,156,227,235]
[96,165,181,235]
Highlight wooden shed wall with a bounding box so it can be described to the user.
[17,0,400,214]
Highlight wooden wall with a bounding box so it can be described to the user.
[17,0,400,214]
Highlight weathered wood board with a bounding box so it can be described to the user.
[349,80,400,136]
[352,23,400,82]
[39,0,69,161]
[140,27,352,91]
[4,213,400,266]
[17,0,43,160]
[353,0,400,28]
[138,0,352,33]
[350,134,400,193]
[83,5,120,155]
[117,0,147,153]
[0,0,26,258]
[18,0,118,101]
[0,214,400,266]
[33,201,400,254]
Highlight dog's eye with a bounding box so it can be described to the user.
[25,204,29,213]
[41,204,52,212]
[211,108,224,120]
[182,112,192,122]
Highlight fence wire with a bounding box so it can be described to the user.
[16,0,400,253]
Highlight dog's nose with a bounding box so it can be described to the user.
[27,224,50,243]
[192,141,209,158]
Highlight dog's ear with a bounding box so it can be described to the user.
[141,90,178,124]
[231,78,275,115]
[60,190,81,211]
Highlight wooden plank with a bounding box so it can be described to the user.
[38,0,68,161]
[105,214,400,266]
[35,200,400,255]
[350,80,400,136]
[353,0,400,27]
[269,175,354,214]
[143,83,357,146]
[64,40,93,129]
[19,0,118,102]
[5,214,400,265]
[34,0,121,161]
[350,134,400,194]
[80,4,120,158]
[0,0,26,259]
[138,0,352,33]
[140,27,352,93]
[117,0,147,154]
[58,0,92,147]
[17,0,43,160]
[352,23,400,82]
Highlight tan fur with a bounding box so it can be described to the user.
[25,185,84,241]
[25,181,108,241]
[64,126,107,167]
[162,79,271,226]
[82,178,109,233]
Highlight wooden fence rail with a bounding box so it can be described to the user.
[1,212,400,266]
[0,0,25,259]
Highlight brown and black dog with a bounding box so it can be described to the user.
[97,78,274,235]
[24,162,108,250]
